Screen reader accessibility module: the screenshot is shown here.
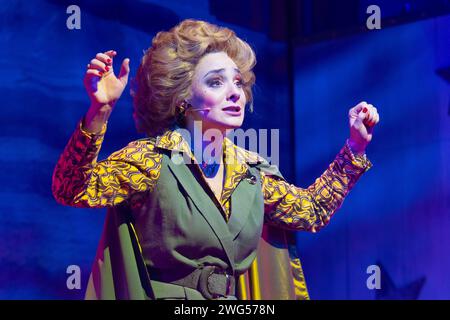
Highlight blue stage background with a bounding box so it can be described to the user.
[295,14,450,299]
[0,0,448,299]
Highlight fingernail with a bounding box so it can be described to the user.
[105,66,109,71]
[363,107,368,113]
[107,59,112,63]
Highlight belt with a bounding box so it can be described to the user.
[149,266,236,299]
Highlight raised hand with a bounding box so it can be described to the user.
[348,101,380,154]
[83,50,130,109]
[82,50,130,134]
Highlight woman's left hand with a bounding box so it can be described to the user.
[347,101,380,154]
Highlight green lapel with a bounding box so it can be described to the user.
[166,153,237,271]
[228,166,261,240]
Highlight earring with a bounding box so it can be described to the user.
[179,100,193,114]
[177,101,187,114]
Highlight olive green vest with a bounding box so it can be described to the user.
[85,146,310,300]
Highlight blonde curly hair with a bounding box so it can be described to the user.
[132,19,257,137]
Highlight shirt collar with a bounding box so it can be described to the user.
[154,127,264,167]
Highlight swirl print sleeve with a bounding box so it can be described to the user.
[52,120,162,208]
[262,143,372,232]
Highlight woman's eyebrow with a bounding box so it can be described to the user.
[203,68,241,79]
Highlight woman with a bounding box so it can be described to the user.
[52,19,379,300]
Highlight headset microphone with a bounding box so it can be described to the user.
[185,105,211,113]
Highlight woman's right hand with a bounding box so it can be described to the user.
[83,50,130,109]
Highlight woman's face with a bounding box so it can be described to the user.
[186,51,246,133]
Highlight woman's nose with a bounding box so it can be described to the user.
[227,85,240,103]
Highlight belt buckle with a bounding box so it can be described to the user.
[198,266,233,299]
[210,268,232,296]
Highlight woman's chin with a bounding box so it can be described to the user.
[203,118,244,132]
[220,122,243,132]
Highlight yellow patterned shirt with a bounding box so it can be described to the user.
[52,120,372,232]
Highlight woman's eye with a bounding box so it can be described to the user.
[208,79,222,87]
[207,78,243,88]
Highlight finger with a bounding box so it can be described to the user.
[363,104,375,126]
[369,106,378,126]
[118,58,130,85]
[369,105,378,122]
[369,107,378,125]
[357,104,369,123]
[373,107,379,120]
[89,58,109,73]
[96,52,113,66]
[365,107,374,125]
[354,101,368,113]
[374,112,380,125]
[364,112,375,126]
[85,68,103,78]
[349,102,365,119]
[368,113,378,131]
[104,50,117,58]
[369,111,379,126]
[369,114,376,126]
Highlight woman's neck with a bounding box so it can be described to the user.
[185,121,225,165]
